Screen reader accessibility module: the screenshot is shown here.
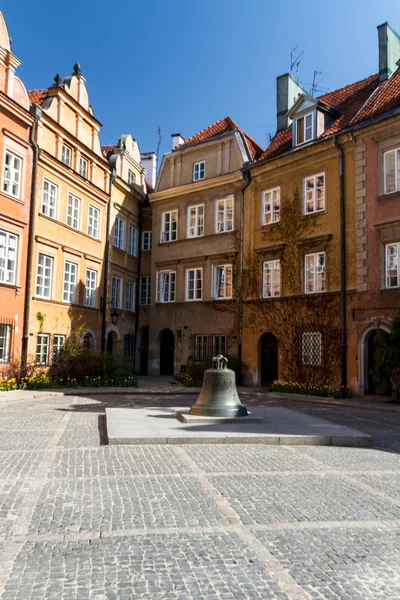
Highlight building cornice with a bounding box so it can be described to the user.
[151,171,244,203]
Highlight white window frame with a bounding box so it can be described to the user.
[114,216,125,250]
[386,242,400,288]
[52,334,65,363]
[213,264,233,299]
[36,333,50,365]
[141,231,152,251]
[125,281,135,312]
[128,170,135,186]
[128,224,138,256]
[194,334,208,360]
[261,187,280,225]
[61,144,71,167]
[212,334,226,357]
[303,173,325,214]
[186,268,203,301]
[187,204,204,238]
[383,148,400,194]
[305,252,326,294]
[157,271,176,303]
[79,156,88,179]
[0,230,18,285]
[263,260,281,298]
[3,150,22,199]
[35,254,53,299]
[88,205,100,239]
[302,332,322,367]
[161,210,177,242]
[63,261,78,304]
[41,179,58,219]
[0,324,11,363]
[296,112,314,146]
[85,268,97,307]
[139,276,151,305]
[193,161,205,181]
[111,276,122,308]
[215,197,234,233]
[67,193,80,230]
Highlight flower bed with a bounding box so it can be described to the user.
[0,374,138,391]
[174,373,202,388]
[270,380,352,399]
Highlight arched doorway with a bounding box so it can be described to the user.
[159,329,174,375]
[363,328,390,394]
[139,327,149,375]
[83,332,93,351]
[260,332,278,386]
[106,331,117,354]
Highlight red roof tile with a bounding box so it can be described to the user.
[28,89,48,105]
[176,116,264,160]
[101,145,116,160]
[352,68,400,123]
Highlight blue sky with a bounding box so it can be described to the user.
[3,0,400,158]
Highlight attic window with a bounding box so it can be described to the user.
[296,112,314,145]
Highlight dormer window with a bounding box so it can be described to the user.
[193,161,205,181]
[296,112,314,145]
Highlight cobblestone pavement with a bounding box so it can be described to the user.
[1,393,400,599]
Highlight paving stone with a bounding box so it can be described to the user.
[0,451,43,480]
[294,446,400,471]
[0,432,53,451]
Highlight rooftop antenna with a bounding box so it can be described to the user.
[311,69,329,95]
[156,125,162,163]
[290,45,304,81]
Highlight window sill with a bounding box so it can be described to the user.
[0,282,20,290]
[1,191,23,203]
[378,191,400,201]
[261,220,280,229]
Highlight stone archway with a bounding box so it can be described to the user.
[358,322,391,394]
[159,329,174,375]
[106,331,118,354]
[259,332,278,386]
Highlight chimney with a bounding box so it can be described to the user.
[140,152,157,188]
[276,73,306,132]
[171,133,185,149]
[378,22,400,83]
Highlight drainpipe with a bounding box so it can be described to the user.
[101,168,116,353]
[238,168,251,375]
[22,104,42,371]
[334,136,347,389]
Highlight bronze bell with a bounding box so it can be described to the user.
[189,355,248,417]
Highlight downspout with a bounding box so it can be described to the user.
[334,136,347,389]
[101,168,116,353]
[22,103,42,370]
[238,167,251,375]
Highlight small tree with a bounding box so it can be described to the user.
[373,312,400,400]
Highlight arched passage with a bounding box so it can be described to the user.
[106,331,118,354]
[259,332,278,386]
[159,329,174,375]
[362,327,390,394]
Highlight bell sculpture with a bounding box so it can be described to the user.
[189,354,248,417]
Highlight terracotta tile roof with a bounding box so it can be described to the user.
[28,89,48,105]
[101,145,116,160]
[258,73,381,162]
[176,116,264,160]
[352,67,400,123]
[146,181,154,193]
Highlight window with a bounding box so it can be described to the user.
[0,324,11,363]
[63,261,77,304]
[114,216,125,249]
[142,231,152,251]
[384,148,400,194]
[213,265,232,299]
[0,230,17,285]
[35,254,52,298]
[42,180,57,219]
[386,243,400,288]
[3,151,22,199]
[88,205,99,238]
[305,252,326,294]
[216,197,233,233]
[188,205,204,237]
[85,268,97,307]
[79,156,88,179]
[36,334,49,365]
[53,334,65,363]
[262,188,280,225]
[193,161,205,181]
[304,174,325,214]
[186,268,202,301]
[212,334,226,356]
[302,332,322,367]
[157,271,176,302]
[296,112,314,145]
[61,144,71,167]
[139,276,151,305]
[128,170,135,186]
[111,276,122,308]
[124,334,134,360]
[128,225,138,256]
[67,193,80,229]
[161,211,177,242]
[195,334,208,360]
[125,281,135,312]
[263,260,281,298]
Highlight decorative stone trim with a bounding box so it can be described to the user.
[355,138,368,291]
